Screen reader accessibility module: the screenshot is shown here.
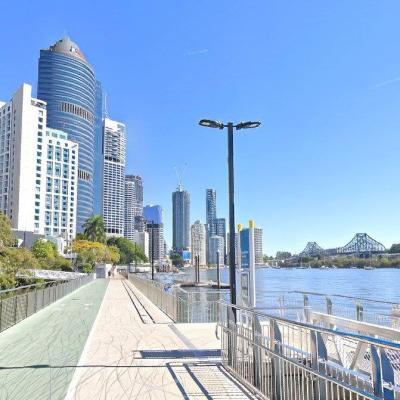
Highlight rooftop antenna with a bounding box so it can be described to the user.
[174,163,187,191]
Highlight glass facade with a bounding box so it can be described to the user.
[144,205,162,225]
[37,38,97,231]
[93,80,103,215]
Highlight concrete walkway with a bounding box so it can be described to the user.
[0,279,109,400]
[67,276,254,400]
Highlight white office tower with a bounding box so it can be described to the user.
[0,84,78,241]
[102,118,126,237]
[191,220,206,266]
[254,227,263,264]
[132,230,149,258]
[43,128,78,241]
[124,175,143,240]
[209,235,224,266]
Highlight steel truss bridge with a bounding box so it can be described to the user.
[300,233,386,257]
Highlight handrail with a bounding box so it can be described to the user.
[262,289,400,306]
[0,280,63,295]
[220,320,381,400]
[219,300,400,351]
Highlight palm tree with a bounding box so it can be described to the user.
[83,215,106,243]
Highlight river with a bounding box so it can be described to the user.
[156,267,400,305]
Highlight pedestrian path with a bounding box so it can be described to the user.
[67,276,254,399]
[0,279,108,400]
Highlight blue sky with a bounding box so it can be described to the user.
[1,0,400,254]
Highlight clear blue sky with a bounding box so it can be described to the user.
[2,0,400,255]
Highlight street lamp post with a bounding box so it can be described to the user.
[199,119,261,306]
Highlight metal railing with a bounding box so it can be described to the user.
[259,290,400,333]
[128,273,222,323]
[219,301,400,400]
[0,274,94,333]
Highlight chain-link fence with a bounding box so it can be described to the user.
[0,274,94,333]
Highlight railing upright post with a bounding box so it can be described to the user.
[14,295,17,325]
[0,296,2,332]
[356,303,364,321]
[310,331,328,400]
[326,297,332,315]
[25,292,28,318]
[269,319,282,400]
[303,294,310,322]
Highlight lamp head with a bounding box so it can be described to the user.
[199,119,224,129]
[235,121,261,130]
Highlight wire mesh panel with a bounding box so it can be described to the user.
[0,274,94,333]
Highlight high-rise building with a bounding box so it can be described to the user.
[146,221,164,263]
[134,215,146,232]
[191,220,206,266]
[215,217,226,258]
[254,227,263,264]
[172,186,190,251]
[38,37,99,231]
[124,175,143,240]
[144,204,162,225]
[132,230,149,259]
[209,235,224,265]
[102,118,126,237]
[0,84,78,241]
[93,81,103,215]
[206,189,216,226]
[205,189,227,263]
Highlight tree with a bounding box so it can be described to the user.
[0,212,16,248]
[83,215,106,243]
[31,239,72,271]
[32,239,57,260]
[170,252,183,267]
[0,247,38,288]
[107,237,147,265]
[72,240,120,268]
[262,255,273,263]
[389,243,400,254]
[276,251,292,260]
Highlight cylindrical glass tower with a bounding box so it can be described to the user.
[37,37,96,231]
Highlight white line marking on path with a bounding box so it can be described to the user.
[65,281,109,400]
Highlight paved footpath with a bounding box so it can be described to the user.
[0,279,109,400]
[67,276,254,400]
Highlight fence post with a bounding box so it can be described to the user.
[303,294,310,322]
[326,297,332,315]
[0,296,2,332]
[371,345,383,397]
[310,331,328,400]
[269,319,282,400]
[25,292,28,318]
[14,295,17,325]
[252,315,262,390]
[356,303,364,321]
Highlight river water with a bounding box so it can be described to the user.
[157,267,400,305]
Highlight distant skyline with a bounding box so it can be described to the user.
[2,1,400,254]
